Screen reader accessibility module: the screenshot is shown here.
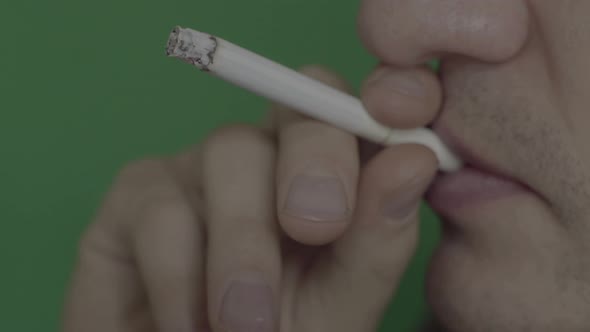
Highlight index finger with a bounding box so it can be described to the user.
[274,65,359,245]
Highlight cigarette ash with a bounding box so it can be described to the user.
[166,26,218,71]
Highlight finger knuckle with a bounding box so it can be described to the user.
[202,124,273,158]
[111,159,170,198]
[76,226,123,264]
[115,158,169,184]
[99,158,181,220]
[76,157,193,266]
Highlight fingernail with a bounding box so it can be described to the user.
[384,73,425,98]
[219,278,274,332]
[284,172,349,222]
[365,66,390,86]
[382,178,430,222]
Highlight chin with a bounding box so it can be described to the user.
[424,212,590,332]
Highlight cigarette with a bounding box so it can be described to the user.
[165,26,462,172]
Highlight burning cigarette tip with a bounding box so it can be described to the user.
[166,26,218,70]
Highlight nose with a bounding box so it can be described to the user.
[358,0,529,65]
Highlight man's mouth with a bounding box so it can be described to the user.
[426,124,532,217]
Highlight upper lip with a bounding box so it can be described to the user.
[433,123,520,181]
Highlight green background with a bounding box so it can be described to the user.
[1,0,440,330]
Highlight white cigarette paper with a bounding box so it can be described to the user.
[166,26,463,172]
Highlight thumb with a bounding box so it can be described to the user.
[300,144,437,331]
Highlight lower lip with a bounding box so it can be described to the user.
[427,167,529,215]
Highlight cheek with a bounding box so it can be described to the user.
[528,1,590,169]
[553,62,590,166]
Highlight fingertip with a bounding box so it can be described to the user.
[362,143,438,197]
[279,214,350,246]
[329,144,437,283]
[361,65,442,129]
[305,145,438,327]
[278,166,354,246]
[358,144,438,213]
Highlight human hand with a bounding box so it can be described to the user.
[63,65,442,332]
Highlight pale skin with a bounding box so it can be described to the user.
[63,1,590,331]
